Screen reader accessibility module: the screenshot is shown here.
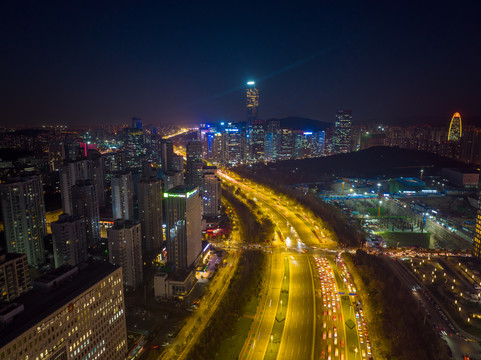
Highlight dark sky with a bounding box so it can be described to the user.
[2,1,481,127]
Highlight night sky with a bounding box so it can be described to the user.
[2,1,481,127]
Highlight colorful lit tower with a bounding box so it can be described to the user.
[333,110,352,154]
[448,112,462,141]
[246,81,259,122]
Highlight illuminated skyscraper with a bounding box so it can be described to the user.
[248,120,266,162]
[246,81,259,122]
[278,128,294,160]
[224,124,244,166]
[334,110,352,154]
[264,120,280,161]
[186,140,204,188]
[448,112,462,141]
[202,166,222,219]
[124,127,145,169]
[164,186,202,271]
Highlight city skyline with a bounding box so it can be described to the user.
[2,2,481,359]
[1,2,481,127]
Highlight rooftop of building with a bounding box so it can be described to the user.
[112,219,140,229]
[165,185,198,195]
[0,252,27,265]
[443,167,479,174]
[53,214,83,224]
[396,177,425,186]
[0,261,119,347]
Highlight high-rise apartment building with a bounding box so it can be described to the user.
[171,154,184,172]
[87,149,106,208]
[186,140,204,188]
[246,81,259,122]
[105,150,126,173]
[48,136,65,171]
[334,110,352,154]
[0,252,31,302]
[460,127,481,165]
[72,180,101,245]
[0,176,46,267]
[160,139,174,172]
[202,166,222,219]
[0,262,128,360]
[111,171,134,221]
[138,177,163,254]
[51,214,88,268]
[164,186,202,271]
[108,220,143,288]
[60,160,93,214]
[163,171,184,191]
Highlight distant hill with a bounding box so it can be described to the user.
[271,117,333,132]
[245,146,467,183]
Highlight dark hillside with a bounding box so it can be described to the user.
[241,147,466,185]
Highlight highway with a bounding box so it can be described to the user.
[219,171,366,360]
[277,253,315,360]
[170,142,478,360]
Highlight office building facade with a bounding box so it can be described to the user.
[186,140,204,188]
[202,166,222,219]
[164,186,202,270]
[246,81,259,122]
[333,110,352,154]
[138,177,163,254]
[0,263,127,360]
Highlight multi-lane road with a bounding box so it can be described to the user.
[219,170,368,360]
